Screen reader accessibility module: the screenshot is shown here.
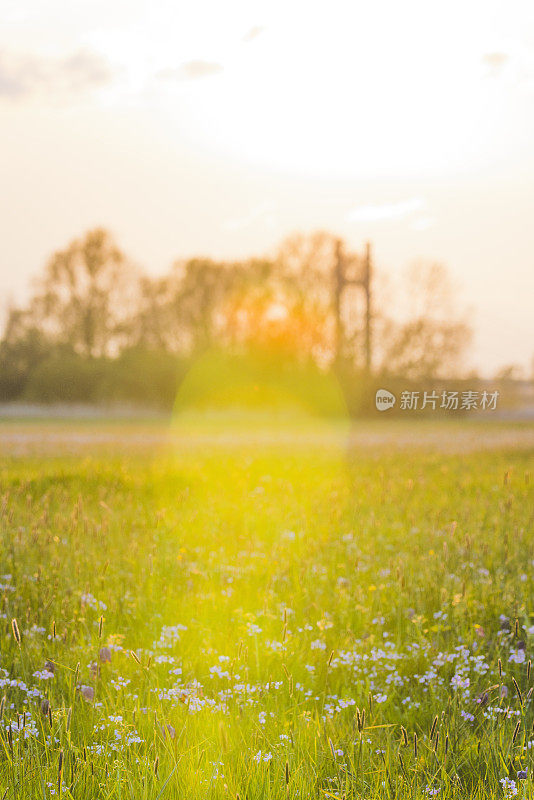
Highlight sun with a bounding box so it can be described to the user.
[147,0,507,179]
[87,0,520,181]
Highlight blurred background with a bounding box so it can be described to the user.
[1,0,533,417]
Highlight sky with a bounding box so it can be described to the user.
[1,0,533,377]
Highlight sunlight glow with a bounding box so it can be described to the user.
[101,0,533,179]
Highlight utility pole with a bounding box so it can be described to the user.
[333,239,372,371]
[363,241,372,373]
[333,238,344,364]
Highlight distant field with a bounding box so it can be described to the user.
[1,413,534,455]
[0,417,533,798]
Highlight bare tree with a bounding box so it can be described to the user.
[155,257,275,356]
[378,261,472,379]
[1,228,474,404]
[28,228,139,357]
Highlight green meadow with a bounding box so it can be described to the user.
[0,417,533,799]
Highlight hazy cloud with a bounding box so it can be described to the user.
[158,60,223,82]
[221,202,275,232]
[410,216,435,231]
[242,26,265,43]
[346,197,424,223]
[0,48,113,100]
[482,52,509,73]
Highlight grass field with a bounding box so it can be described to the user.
[0,416,533,799]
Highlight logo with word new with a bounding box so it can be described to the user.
[375,389,396,411]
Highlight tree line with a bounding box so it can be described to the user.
[0,228,471,412]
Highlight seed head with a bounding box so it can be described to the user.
[512,677,523,706]
[58,749,64,796]
[11,618,21,646]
